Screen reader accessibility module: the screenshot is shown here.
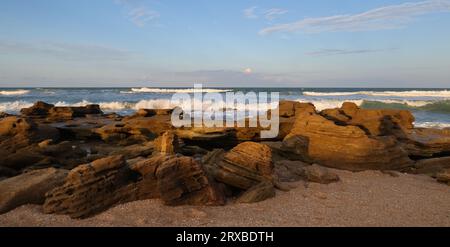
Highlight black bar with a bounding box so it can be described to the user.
[0,227,447,246]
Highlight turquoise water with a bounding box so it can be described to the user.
[1,87,449,128]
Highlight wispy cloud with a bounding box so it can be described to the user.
[306,48,396,56]
[128,7,160,27]
[115,0,160,27]
[0,40,132,61]
[243,6,258,19]
[259,0,450,35]
[264,8,288,21]
[243,6,288,20]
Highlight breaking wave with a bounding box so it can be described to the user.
[2,99,449,113]
[0,101,33,112]
[303,90,450,98]
[0,89,30,96]
[1,98,449,128]
[123,87,233,94]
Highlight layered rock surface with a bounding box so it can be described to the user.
[1,100,450,219]
[287,108,413,171]
[0,168,67,213]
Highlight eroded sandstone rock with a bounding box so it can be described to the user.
[155,156,225,206]
[43,155,138,218]
[47,104,103,120]
[0,116,60,171]
[302,164,340,184]
[0,168,68,214]
[236,182,275,203]
[411,156,450,176]
[20,102,103,120]
[288,110,413,171]
[153,131,180,155]
[273,160,309,182]
[205,142,273,189]
[321,102,415,136]
[436,169,450,185]
[20,101,54,117]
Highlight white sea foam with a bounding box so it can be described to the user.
[0,97,446,117]
[0,89,30,96]
[414,122,450,129]
[55,100,134,111]
[124,87,233,94]
[303,90,450,98]
[134,98,278,112]
[295,99,364,111]
[0,101,33,112]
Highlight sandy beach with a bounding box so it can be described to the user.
[1,169,449,227]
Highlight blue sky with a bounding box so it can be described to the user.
[0,0,450,87]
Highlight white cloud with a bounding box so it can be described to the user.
[243,68,253,74]
[264,8,288,21]
[115,0,160,27]
[244,6,258,19]
[244,6,288,20]
[259,0,450,35]
[128,7,160,27]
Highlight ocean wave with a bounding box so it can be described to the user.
[303,90,450,98]
[414,122,450,129]
[123,87,233,94]
[360,100,450,113]
[54,100,135,111]
[0,101,33,112]
[1,98,449,120]
[0,89,30,96]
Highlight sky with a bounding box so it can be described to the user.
[0,0,450,88]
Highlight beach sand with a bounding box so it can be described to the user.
[1,169,449,227]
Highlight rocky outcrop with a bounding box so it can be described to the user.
[436,169,450,185]
[410,157,450,176]
[176,128,238,149]
[302,164,340,184]
[155,156,225,206]
[42,151,225,218]
[130,154,225,206]
[278,101,316,118]
[0,112,11,118]
[0,116,60,172]
[132,108,173,118]
[48,105,103,120]
[236,182,275,203]
[321,102,415,136]
[153,131,180,155]
[281,134,310,161]
[43,155,138,218]
[20,102,103,120]
[204,142,273,190]
[94,114,172,144]
[401,128,450,158]
[273,160,310,182]
[0,168,68,214]
[0,100,448,217]
[20,101,54,117]
[288,110,413,171]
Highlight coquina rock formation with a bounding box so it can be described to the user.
[0,100,449,218]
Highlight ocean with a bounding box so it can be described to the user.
[1,87,450,128]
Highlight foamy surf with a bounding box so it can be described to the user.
[124,87,233,94]
[414,122,450,129]
[0,101,33,112]
[0,89,30,96]
[303,90,450,98]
